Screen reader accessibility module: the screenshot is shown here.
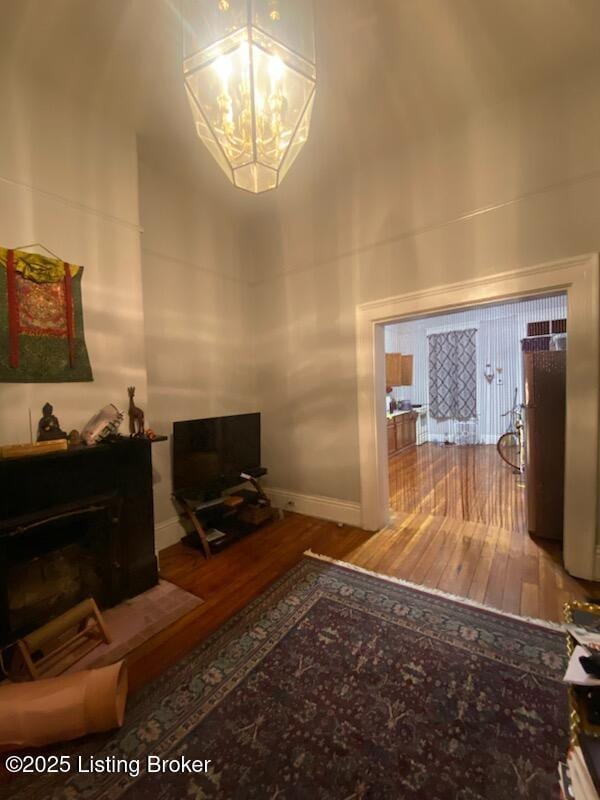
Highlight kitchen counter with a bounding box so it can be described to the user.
[387,407,425,419]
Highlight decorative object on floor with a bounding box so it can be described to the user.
[8,598,111,681]
[0,246,93,382]
[80,404,124,445]
[36,402,66,441]
[0,659,127,749]
[127,386,144,437]
[181,0,316,193]
[9,555,568,800]
[62,580,203,673]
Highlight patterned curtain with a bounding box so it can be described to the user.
[428,329,477,420]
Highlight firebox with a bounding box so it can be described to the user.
[3,496,121,640]
[0,438,158,646]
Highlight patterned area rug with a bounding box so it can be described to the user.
[6,554,568,800]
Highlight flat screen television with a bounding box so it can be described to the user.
[172,413,261,499]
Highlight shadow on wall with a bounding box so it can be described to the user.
[251,71,600,505]
[0,62,148,446]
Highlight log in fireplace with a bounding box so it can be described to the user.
[0,438,158,647]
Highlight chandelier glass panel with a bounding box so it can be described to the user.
[182,0,316,193]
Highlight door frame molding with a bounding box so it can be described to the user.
[355,253,600,580]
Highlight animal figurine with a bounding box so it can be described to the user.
[127,386,145,438]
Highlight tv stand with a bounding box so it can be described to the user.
[172,471,275,559]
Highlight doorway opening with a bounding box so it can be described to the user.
[355,254,600,619]
[384,293,566,540]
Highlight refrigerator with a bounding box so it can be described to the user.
[523,349,566,540]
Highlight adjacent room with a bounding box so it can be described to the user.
[382,294,573,618]
[385,294,566,528]
[1,1,600,798]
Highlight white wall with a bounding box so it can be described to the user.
[0,68,255,553]
[2,46,599,556]
[0,72,147,445]
[385,294,567,444]
[253,72,600,507]
[138,159,257,548]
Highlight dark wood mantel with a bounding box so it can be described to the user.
[0,437,158,645]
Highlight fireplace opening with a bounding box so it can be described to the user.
[2,496,122,641]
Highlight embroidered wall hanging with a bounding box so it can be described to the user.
[0,247,93,382]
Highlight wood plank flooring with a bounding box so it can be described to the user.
[120,441,600,692]
[389,443,527,532]
[127,506,600,693]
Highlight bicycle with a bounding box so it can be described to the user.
[496,388,525,474]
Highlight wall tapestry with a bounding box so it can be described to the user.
[428,328,477,420]
[0,247,93,382]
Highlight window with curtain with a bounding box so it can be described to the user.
[428,329,477,420]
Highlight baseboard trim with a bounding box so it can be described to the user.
[426,434,498,445]
[154,515,184,554]
[267,487,361,526]
[155,490,362,553]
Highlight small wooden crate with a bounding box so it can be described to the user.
[9,598,111,681]
[238,503,274,525]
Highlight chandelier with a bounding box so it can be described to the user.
[182,0,316,193]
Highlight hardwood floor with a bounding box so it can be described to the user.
[127,505,600,693]
[129,514,370,692]
[389,443,527,532]
[120,442,600,693]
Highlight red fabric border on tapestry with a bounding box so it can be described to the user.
[63,262,75,368]
[6,248,19,368]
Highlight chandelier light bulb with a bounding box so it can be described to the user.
[214,54,232,84]
[268,54,285,82]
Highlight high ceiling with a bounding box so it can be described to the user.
[2,0,600,214]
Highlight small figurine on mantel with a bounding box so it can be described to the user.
[37,403,67,442]
[68,429,81,447]
[127,386,145,438]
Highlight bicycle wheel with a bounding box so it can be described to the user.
[497,431,520,471]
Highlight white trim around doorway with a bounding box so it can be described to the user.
[355,253,600,581]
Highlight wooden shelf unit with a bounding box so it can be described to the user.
[172,475,275,559]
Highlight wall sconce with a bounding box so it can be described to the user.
[484,363,494,384]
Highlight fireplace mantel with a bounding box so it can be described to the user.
[0,437,158,645]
